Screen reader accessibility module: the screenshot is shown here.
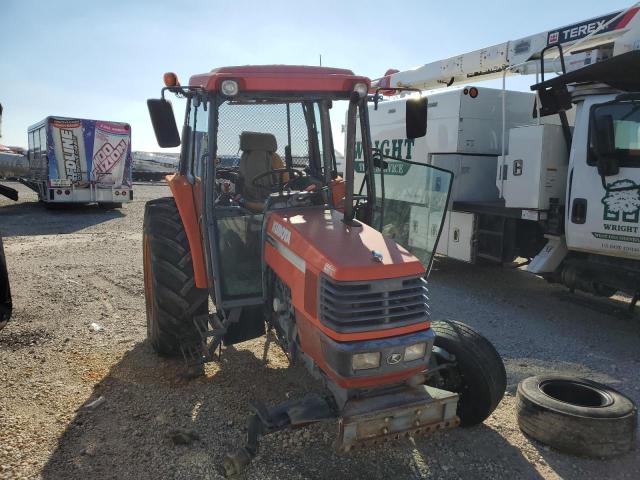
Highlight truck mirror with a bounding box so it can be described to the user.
[406,97,428,139]
[147,99,181,148]
[593,113,619,176]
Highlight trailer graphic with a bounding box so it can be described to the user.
[13,116,134,206]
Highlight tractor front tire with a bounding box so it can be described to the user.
[143,197,208,356]
[430,320,506,426]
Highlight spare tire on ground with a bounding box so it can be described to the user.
[516,375,637,457]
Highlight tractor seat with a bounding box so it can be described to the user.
[238,131,287,212]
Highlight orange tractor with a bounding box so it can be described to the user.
[144,66,505,476]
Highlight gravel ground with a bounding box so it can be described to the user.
[0,180,638,480]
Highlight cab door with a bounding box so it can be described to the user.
[375,162,454,274]
[567,95,640,260]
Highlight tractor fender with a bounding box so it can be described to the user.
[165,173,208,288]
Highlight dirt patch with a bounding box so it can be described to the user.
[1,181,638,480]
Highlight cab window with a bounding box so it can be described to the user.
[589,102,640,168]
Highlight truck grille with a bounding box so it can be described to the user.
[319,275,429,333]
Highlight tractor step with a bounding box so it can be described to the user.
[179,313,228,367]
[336,385,459,452]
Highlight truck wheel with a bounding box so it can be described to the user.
[143,197,208,356]
[429,320,506,426]
[517,375,637,457]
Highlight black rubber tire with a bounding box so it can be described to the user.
[143,197,208,356]
[431,320,506,426]
[0,233,12,329]
[517,375,637,457]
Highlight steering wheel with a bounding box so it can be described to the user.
[250,168,306,193]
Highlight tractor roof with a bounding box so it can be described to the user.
[188,65,370,94]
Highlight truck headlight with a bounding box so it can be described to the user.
[352,352,380,371]
[404,343,427,362]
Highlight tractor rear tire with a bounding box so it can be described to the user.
[517,375,637,457]
[430,320,506,426]
[143,197,208,356]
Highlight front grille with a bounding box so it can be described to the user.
[319,275,429,333]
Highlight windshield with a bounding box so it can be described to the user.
[590,101,640,168]
[206,96,338,302]
[215,99,323,173]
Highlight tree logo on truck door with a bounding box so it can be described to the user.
[601,180,640,223]
[592,179,640,246]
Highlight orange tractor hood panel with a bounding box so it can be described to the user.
[189,65,370,93]
[267,208,424,281]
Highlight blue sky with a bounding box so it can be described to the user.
[0,0,632,152]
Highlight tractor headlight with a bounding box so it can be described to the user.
[353,82,368,98]
[404,343,427,362]
[221,80,239,96]
[352,352,381,371]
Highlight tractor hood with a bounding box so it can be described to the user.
[266,208,424,281]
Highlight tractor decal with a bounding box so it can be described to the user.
[271,221,292,245]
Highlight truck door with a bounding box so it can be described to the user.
[567,95,640,260]
[376,162,453,273]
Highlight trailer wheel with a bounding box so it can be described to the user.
[429,320,506,426]
[143,197,208,356]
[517,375,637,457]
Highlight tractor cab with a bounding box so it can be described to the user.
[148,66,447,312]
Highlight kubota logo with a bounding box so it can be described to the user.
[387,353,402,365]
[271,222,291,245]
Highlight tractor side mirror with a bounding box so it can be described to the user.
[147,99,181,148]
[406,96,428,139]
[592,113,619,176]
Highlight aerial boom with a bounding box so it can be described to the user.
[375,4,640,91]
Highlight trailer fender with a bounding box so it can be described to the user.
[165,173,208,288]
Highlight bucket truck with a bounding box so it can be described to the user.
[354,5,640,304]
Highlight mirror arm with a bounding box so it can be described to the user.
[160,86,204,100]
[370,87,424,110]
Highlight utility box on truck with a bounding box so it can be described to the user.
[25,117,133,206]
[499,124,569,210]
